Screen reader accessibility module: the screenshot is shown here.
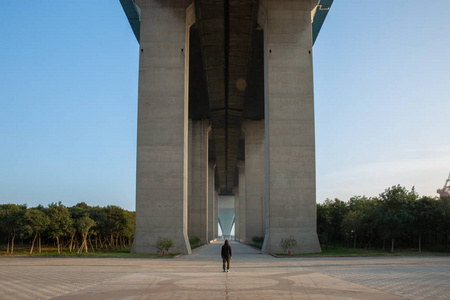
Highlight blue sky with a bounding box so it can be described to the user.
[1,1,449,211]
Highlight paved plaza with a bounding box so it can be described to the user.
[1,241,449,299]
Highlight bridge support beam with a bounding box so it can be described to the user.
[260,0,321,254]
[243,120,266,243]
[132,0,195,255]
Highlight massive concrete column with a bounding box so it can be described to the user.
[188,119,209,243]
[237,161,246,242]
[132,0,195,254]
[207,162,216,242]
[260,0,321,254]
[214,190,219,238]
[234,189,239,240]
[243,120,266,243]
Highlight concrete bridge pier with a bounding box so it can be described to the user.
[243,120,266,244]
[260,0,321,254]
[188,119,209,244]
[237,161,246,243]
[125,0,327,255]
[207,162,216,242]
[132,0,195,255]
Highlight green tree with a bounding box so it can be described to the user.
[105,205,129,249]
[343,196,378,249]
[324,199,348,248]
[68,202,93,251]
[89,206,108,249]
[25,208,50,254]
[341,210,364,248]
[316,203,331,250]
[410,196,441,252]
[378,185,417,252]
[0,204,27,254]
[47,202,73,254]
[76,215,96,253]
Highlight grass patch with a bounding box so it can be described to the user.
[275,246,450,257]
[190,243,205,250]
[0,246,179,258]
[248,244,262,250]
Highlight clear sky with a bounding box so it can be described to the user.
[1,1,449,212]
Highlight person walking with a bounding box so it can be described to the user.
[221,240,232,273]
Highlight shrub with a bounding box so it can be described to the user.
[280,236,298,254]
[155,236,174,254]
[252,236,265,247]
[189,236,201,246]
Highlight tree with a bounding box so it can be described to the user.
[343,196,378,249]
[341,210,364,248]
[89,206,108,249]
[25,208,50,254]
[0,204,27,254]
[324,198,348,248]
[105,205,129,249]
[46,202,73,254]
[378,185,417,252]
[409,196,441,252]
[316,203,331,250]
[76,215,96,253]
[69,202,93,252]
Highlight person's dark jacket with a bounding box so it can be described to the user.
[221,243,232,259]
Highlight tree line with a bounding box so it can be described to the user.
[0,202,135,254]
[317,185,450,252]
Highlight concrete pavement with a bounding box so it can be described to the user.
[1,240,449,299]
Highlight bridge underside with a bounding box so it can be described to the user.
[122,0,332,254]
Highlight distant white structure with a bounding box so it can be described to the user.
[437,173,450,198]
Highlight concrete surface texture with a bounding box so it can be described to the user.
[234,190,240,240]
[1,241,449,300]
[207,162,216,241]
[188,119,209,243]
[243,119,266,243]
[237,161,246,242]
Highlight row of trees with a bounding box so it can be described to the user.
[317,185,450,252]
[0,202,135,254]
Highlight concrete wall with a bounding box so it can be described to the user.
[132,0,194,254]
[260,0,321,254]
